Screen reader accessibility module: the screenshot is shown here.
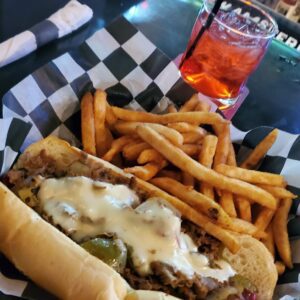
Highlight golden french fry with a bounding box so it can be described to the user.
[124,161,167,181]
[179,94,199,112]
[194,100,211,112]
[150,177,232,225]
[198,135,218,167]
[257,184,297,199]
[147,124,183,146]
[81,92,96,155]
[114,121,183,146]
[225,218,266,239]
[235,196,252,222]
[254,207,276,231]
[102,136,134,161]
[221,144,238,218]
[182,172,195,187]
[122,142,150,161]
[215,164,286,187]
[227,143,237,166]
[112,106,226,125]
[140,178,240,252]
[103,128,114,154]
[219,191,237,218]
[182,132,204,144]
[213,123,231,168]
[137,125,277,209]
[240,129,279,169]
[137,149,164,164]
[105,102,118,126]
[167,104,177,113]
[93,90,109,157]
[200,184,215,200]
[180,144,201,156]
[275,261,286,275]
[273,198,293,268]
[198,135,218,200]
[156,170,182,182]
[168,122,207,136]
[261,225,275,259]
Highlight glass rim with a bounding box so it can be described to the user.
[203,0,279,40]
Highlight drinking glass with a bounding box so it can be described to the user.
[180,0,278,109]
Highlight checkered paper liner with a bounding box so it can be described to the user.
[0,16,299,300]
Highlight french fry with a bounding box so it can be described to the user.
[235,196,252,222]
[156,170,182,182]
[137,125,277,209]
[150,177,232,226]
[194,100,211,112]
[147,124,183,146]
[220,192,237,218]
[115,121,183,146]
[180,144,201,156]
[198,135,218,199]
[182,132,204,144]
[272,198,293,268]
[167,104,177,113]
[220,143,238,217]
[227,143,237,166]
[198,135,218,167]
[213,123,231,168]
[81,92,96,155]
[225,218,266,239]
[122,142,150,161]
[182,172,195,187]
[105,102,118,127]
[112,107,226,125]
[275,261,286,275]
[179,94,199,112]
[94,90,109,157]
[103,128,114,154]
[102,136,134,161]
[261,225,275,259]
[257,184,297,199]
[200,185,215,200]
[254,207,276,231]
[240,129,278,169]
[168,122,207,136]
[139,179,240,252]
[124,161,167,181]
[137,149,164,164]
[215,164,286,187]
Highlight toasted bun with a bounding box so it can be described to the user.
[0,182,129,300]
[125,290,181,300]
[1,136,277,299]
[223,234,277,300]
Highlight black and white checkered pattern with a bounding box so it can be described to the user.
[0,0,93,68]
[1,16,299,300]
[0,118,31,176]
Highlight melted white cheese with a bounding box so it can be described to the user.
[38,177,235,281]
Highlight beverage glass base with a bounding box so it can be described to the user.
[213,96,240,110]
[194,87,249,120]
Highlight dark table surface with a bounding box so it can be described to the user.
[0,0,300,134]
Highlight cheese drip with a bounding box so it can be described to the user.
[38,176,235,281]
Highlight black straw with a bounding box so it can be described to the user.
[179,0,224,68]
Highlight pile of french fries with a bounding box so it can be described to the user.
[81,90,297,274]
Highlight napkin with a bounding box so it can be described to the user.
[0,0,93,68]
[0,16,299,300]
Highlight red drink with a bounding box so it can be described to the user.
[180,1,278,108]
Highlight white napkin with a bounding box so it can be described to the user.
[0,0,93,68]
